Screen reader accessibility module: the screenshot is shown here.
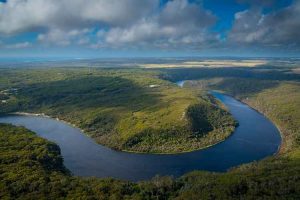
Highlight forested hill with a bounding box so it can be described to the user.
[0,68,236,153]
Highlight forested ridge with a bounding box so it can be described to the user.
[0,68,236,153]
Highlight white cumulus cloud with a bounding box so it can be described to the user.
[0,0,158,34]
[103,0,217,48]
[229,0,300,47]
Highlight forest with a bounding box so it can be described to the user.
[0,68,236,153]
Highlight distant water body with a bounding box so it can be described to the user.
[0,57,67,63]
[0,82,281,181]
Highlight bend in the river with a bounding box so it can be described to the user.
[0,81,281,181]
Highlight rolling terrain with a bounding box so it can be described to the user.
[0,68,236,153]
[0,61,300,199]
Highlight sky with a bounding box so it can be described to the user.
[0,0,299,58]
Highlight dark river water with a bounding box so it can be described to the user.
[0,84,281,181]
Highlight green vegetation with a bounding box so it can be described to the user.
[211,79,300,154]
[162,66,300,198]
[0,123,177,200]
[1,64,300,199]
[244,83,300,153]
[182,77,300,154]
[123,99,236,153]
[0,68,235,153]
[186,103,235,135]
[1,121,299,199]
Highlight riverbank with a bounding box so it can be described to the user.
[11,112,88,136]
[0,68,238,154]
[1,122,299,199]
[7,100,237,154]
[0,91,281,180]
[211,80,299,156]
[238,99,284,155]
[176,80,286,155]
[11,111,235,155]
[212,91,284,155]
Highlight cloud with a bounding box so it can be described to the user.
[12,0,216,49]
[37,28,91,46]
[102,0,217,48]
[0,0,299,53]
[228,1,300,48]
[0,0,58,34]
[0,0,158,34]
[5,42,32,49]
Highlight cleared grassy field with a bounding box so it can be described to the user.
[139,60,267,68]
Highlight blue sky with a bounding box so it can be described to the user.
[0,0,299,58]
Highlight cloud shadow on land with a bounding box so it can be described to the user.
[16,76,162,111]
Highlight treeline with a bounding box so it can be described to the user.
[160,67,300,82]
[186,103,237,136]
[123,102,237,153]
[184,78,281,98]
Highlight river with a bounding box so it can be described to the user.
[0,81,281,181]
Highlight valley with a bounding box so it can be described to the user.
[0,59,299,199]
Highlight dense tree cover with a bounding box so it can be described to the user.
[177,157,300,199]
[124,101,236,153]
[1,122,299,200]
[239,82,300,153]
[183,77,300,154]
[163,66,299,154]
[0,123,180,200]
[161,66,300,82]
[177,78,300,199]
[161,66,300,199]
[0,68,235,153]
[186,103,236,135]
[183,78,280,98]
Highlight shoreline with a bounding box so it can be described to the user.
[210,90,284,156]
[122,131,235,155]
[177,79,283,156]
[11,112,87,135]
[239,100,285,155]
[7,90,282,156]
[8,111,236,155]
[207,90,284,155]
